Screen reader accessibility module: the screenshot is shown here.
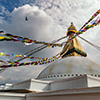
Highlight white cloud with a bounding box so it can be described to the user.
[0,65,46,84]
[1,4,53,40]
[0,4,62,55]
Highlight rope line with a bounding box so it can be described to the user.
[78,36,100,51]
[14,35,68,62]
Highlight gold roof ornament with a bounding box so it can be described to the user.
[67,22,77,36]
[61,22,87,58]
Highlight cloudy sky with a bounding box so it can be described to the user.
[0,0,100,84]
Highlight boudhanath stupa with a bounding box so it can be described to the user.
[0,23,100,100]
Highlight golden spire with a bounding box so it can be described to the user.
[61,22,87,58]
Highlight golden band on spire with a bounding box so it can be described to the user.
[67,22,77,36]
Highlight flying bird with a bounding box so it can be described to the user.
[25,17,28,21]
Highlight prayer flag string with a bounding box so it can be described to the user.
[0,52,60,61]
[0,53,62,68]
[79,9,100,31]
[0,32,63,48]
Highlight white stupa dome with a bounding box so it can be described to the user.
[37,56,100,80]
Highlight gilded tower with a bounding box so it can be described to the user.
[61,22,87,58]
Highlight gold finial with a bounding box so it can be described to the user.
[67,22,77,36]
[71,22,73,26]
